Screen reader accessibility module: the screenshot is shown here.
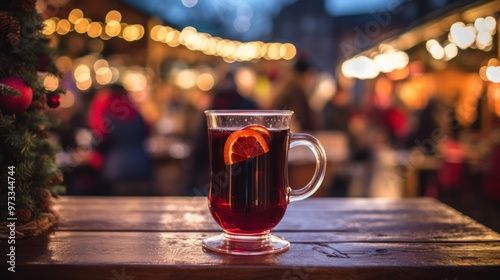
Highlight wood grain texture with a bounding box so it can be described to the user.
[4,231,500,280]
[2,196,499,279]
[10,232,500,266]
[53,197,500,242]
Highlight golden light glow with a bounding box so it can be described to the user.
[123,71,148,92]
[259,42,268,58]
[399,75,429,109]
[48,10,296,60]
[150,25,162,41]
[74,64,91,82]
[105,20,121,37]
[164,29,175,43]
[387,66,409,81]
[87,22,102,38]
[374,76,393,109]
[488,58,500,67]
[282,43,297,60]
[68,9,83,24]
[109,67,120,84]
[151,23,296,61]
[117,23,127,38]
[266,43,280,60]
[176,69,198,89]
[136,25,145,39]
[487,84,500,117]
[105,10,122,23]
[42,19,57,35]
[95,67,113,85]
[123,25,144,41]
[76,78,92,91]
[74,18,90,33]
[93,59,109,72]
[56,19,71,35]
[480,66,488,81]
[46,9,142,42]
[166,30,181,47]
[43,75,59,91]
[196,73,215,91]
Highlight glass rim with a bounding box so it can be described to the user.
[205,110,294,116]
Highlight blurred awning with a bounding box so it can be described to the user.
[353,0,500,57]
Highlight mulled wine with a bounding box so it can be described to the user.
[208,128,290,234]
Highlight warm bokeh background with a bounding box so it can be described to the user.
[36,0,500,232]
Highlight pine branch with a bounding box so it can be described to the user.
[0,83,20,96]
[0,113,16,128]
[0,0,65,226]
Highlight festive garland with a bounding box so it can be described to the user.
[0,0,65,238]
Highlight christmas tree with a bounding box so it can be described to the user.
[0,0,64,238]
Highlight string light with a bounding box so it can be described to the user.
[44,9,143,42]
[485,59,500,83]
[341,48,408,80]
[150,24,296,61]
[425,16,496,61]
[43,9,296,61]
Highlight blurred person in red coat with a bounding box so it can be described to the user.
[88,84,154,195]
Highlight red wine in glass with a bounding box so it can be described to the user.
[208,128,290,234]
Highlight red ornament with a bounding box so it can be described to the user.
[0,75,33,114]
[47,93,61,108]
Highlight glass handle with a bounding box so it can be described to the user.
[288,133,327,203]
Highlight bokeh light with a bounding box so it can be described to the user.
[42,18,57,35]
[196,73,215,91]
[175,69,198,89]
[74,64,91,82]
[56,19,71,35]
[68,9,83,24]
[87,22,103,38]
[74,18,90,33]
[43,75,59,91]
[123,70,148,92]
[105,10,122,23]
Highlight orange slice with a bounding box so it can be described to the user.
[243,124,271,142]
[224,129,270,165]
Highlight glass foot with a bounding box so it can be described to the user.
[202,232,290,255]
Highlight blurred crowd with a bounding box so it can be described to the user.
[48,56,500,219]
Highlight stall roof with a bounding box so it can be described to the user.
[355,0,500,57]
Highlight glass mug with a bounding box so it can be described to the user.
[202,110,327,255]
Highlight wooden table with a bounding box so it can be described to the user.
[3,196,500,279]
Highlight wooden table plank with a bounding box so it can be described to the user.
[53,197,500,242]
[13,231,500,266]
[5,231,499,280]
[3,197,499,280]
